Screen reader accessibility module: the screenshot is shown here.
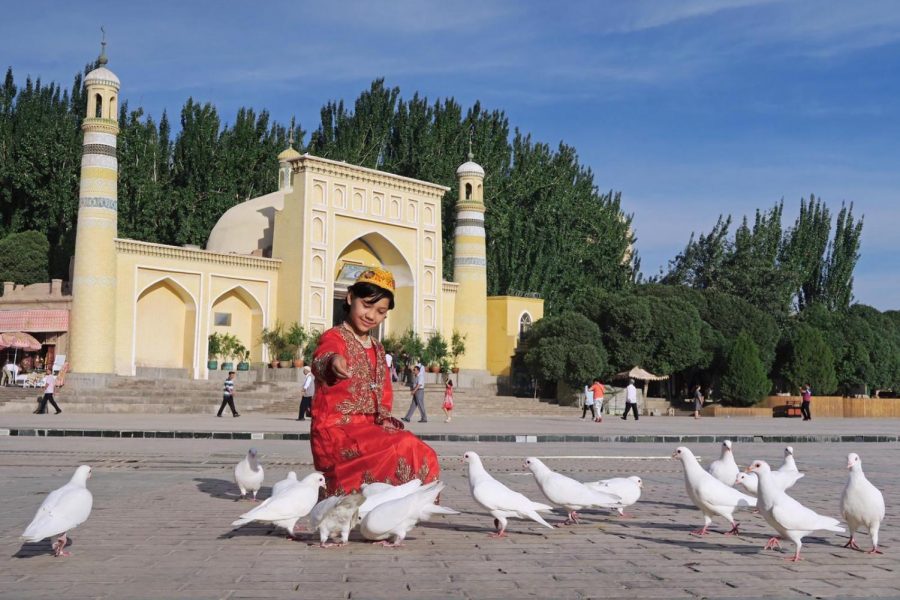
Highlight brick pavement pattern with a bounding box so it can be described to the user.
[0,437,897,599]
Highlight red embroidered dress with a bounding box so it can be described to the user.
[311,326,440,495]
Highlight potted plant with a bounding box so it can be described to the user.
[219,333,239,371]
[424,332,448,374]
[235,343,251,371]
[303,330,322,366]
[278,350,294,369]
[399,328,425,367]
[450,330,467,373]
[207,332,223,371]
[260,322,287,368]
[286,322,309,368]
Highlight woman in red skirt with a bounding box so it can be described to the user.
[310,268,440,496]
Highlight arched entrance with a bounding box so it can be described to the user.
[334,233,415,338]
[210,287,264,363]
[135,279,197,370]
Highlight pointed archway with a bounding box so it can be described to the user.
[209,286,264,363]
[334,232,415,337]
[135,278,197,371]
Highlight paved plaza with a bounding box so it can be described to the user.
[1,416,898,599]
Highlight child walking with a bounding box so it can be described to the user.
[442,379,454,422]
[217,371,240,417]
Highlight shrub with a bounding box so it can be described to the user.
[720,331,770,406]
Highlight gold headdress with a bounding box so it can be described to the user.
[356,267,395,293]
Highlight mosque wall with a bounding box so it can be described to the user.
[114,239,280,378]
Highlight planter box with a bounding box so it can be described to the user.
[237,362,250,371]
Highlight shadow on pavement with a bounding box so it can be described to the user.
[12,537,71,559]
[194,477,272,501]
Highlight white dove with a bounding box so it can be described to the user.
[234,448,264,501]
[586,476,642,517]
[707,440,740,487]
[360,481,458,547]
[841,453,885,554]
[672,446,756,536]
[780,446,800,474]
[525,457,622,525]
[464,451,554,537]
[736,469,804,496]
[359,479,423,517]
[360,482,396,497]
[271,471,298,497]
[22,465,94,557]
[310,493,366,548]
[231,471,325,539]
[748,460,844,561]
[775,446,804,491]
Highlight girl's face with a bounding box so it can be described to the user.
[345,293,391,336]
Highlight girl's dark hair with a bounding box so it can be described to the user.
[447,379,453,387]
[343,281,395,314]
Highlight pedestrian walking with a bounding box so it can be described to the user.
[590,378,605,423]
[402,364,427,423]
[34,372,61,414]
[800,384,812,421]
[581,383,596,420]
[442,379,454,422]
[692,384,704,419]
[621,379,639,421]
[217,371,240,417]
[298,365,314,421]
[385,350,397,382]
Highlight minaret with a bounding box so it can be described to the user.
[452,142,488,372]
[69,36,120,374]
[277,125,301,191]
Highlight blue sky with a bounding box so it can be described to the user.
[2,0,898,309]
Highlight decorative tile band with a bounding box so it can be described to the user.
[79,197,118,211]
[454,257,486,267]
[455,218,485,228]
[454,226,485,237]
[81,154,118,170]
[82,143,117,157]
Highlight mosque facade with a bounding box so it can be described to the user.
[64,51,542,382]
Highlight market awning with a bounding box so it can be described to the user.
[612,366,669,381]
[0,309,69,333]
[0,331,42,351]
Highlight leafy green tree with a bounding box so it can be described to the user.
[583,291,652,373]
[0,230,50,285]
[523,312,607,388]
[778,323,837,395]
[720,331,770,406]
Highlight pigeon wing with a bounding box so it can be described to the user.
[771,495,843,533]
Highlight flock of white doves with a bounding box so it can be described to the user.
[22,443,884,561]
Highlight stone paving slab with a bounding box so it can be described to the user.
[1,436,898,599]
[3,413,900,444]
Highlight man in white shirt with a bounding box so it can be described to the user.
[385,351,397,382]
[298,366,315,421]
[622,379,639,421]
[35,373,61,414]
[1,360,17,387]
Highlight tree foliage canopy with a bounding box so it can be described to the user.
[523,312,608,388]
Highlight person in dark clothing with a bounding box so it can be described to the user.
[800,384,812,421]
[217,371,240,417]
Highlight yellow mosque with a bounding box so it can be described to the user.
[66,47,542,384]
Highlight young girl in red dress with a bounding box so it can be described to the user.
[442,379,454,422]
[310,268,441,496]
